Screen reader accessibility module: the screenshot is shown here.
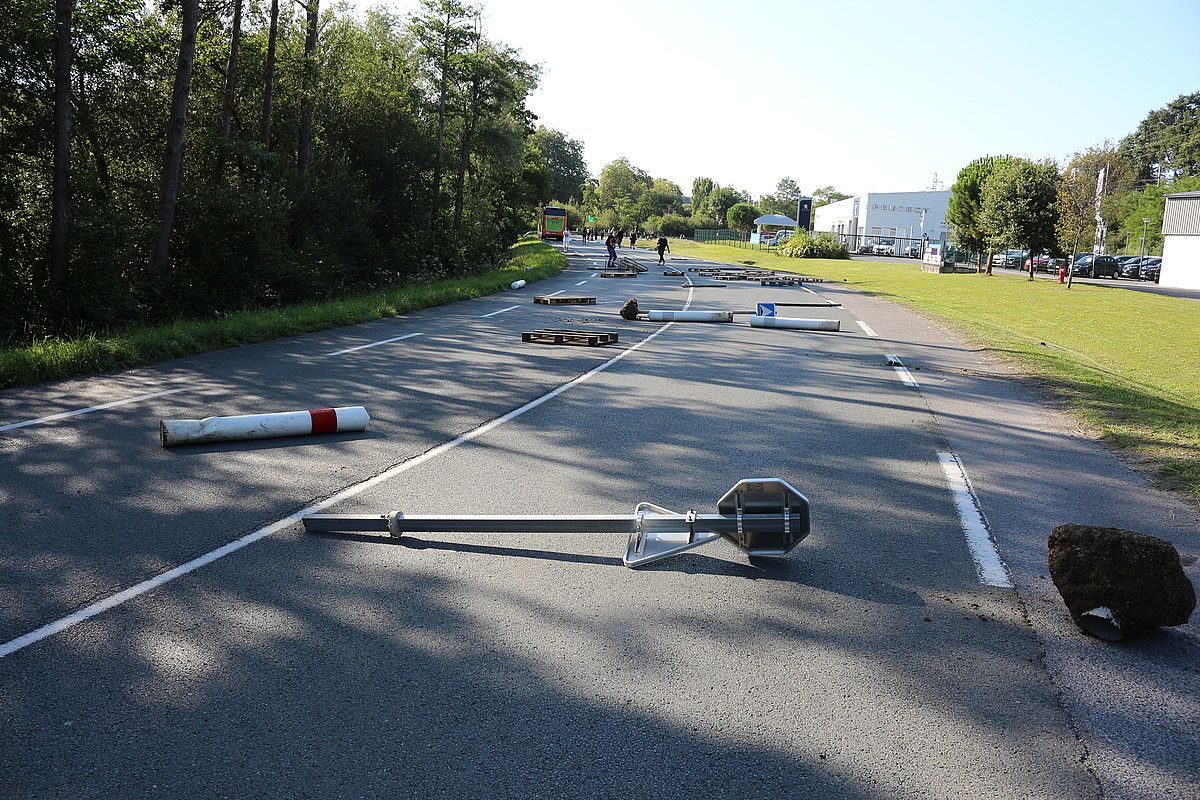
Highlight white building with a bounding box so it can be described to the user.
[1160,191,1200,291]
[814,190,951,244]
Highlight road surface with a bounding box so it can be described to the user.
[1,239,1196,799]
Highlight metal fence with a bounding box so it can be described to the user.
[692,228,990,267]
[692,229,781,252]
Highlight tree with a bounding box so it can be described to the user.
[150,0,200,278]
[259,0,279,150]
[596,158,651,224]
[1112,174,1200,257]
[1056,147,1126,286]
[704,186,748,226]
[727,202,759,232]
[980,158,1059,281]
[530,127,587,204]
[759,177,804,217]
[947,156,1008,273]
[1119,92,1200,184]
[691,177,714,216]
[51,0,73,291]
[214,0,244,180]
[812,185,851,208]
[296,0,321,177]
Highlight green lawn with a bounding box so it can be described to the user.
[0,238,565,391]
[664,239,1200,496]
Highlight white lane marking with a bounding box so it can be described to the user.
[545,290,565,297]
[802,286,819,294]
[856,320,878,337]
[886,354,919,387]
[937,452,1014,588]
[575,280,588,286]
[591,273,598,278]
[326,331,423,357]
[0,388,189,433]
[0,284,696,660]
[481,305,521,318]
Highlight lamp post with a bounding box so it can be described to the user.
[1140,216,1150,275]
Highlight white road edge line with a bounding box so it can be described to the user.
[802,286,819,295]
[885,353,919,387]
[0,285,695,660]
[937,452,1014,588]
[326,331,423,357]
[856,320,878,338]
[481,305,521,318]
[0,388,189,433]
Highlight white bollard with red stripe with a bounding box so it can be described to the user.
[160,406,369,447]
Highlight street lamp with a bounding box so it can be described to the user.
[1140,216,1150,273]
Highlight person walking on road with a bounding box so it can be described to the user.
[629,231,638,249]
[656,235,670,264]
[605,232,618,269]
[617,228,625,248]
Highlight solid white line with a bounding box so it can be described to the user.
[0,285,696,660]
[545,290,566,297]
[893,366,918,387]
[856,320,878,337]
[937,452,1014,588]
[591,273,598,278]
[802,287,819,294]
[481,305,521,318]
[0,388,189,433]
[326,331,423,357]
[575,280,588,286]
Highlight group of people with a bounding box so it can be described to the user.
[596,228,671,268]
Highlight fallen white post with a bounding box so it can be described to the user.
[646,310,734,323]
[749,316,840,331]
[510,279,527,290]
[161,406,369,447]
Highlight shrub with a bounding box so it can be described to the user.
[779,231,849,259]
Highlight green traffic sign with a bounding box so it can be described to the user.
[587,215,595,222]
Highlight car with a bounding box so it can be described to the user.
[995,249,1027,268]
[1073,254,1119,278]
[874,239,896,256]
[1023,253,1059,272]
[857,241,875,254]
[1117,257,1145,279]
[760,233,777,246]
[775,230,794,244]
[902,242,922,258]
[1139,257,1162,282]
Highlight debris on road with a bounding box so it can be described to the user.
[160,406,370,447]
[521,329,618,347]
[510,279,527,290]
[749,316,841,331]
[646,310,734,323]
[1048,524,1196,641]
[619,299,640,320]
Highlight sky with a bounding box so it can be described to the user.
[362,0,1199,199]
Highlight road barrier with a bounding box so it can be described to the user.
[646,310,734,323]
[304,478,811,569]
[749,316,840,331]
[161,406,369,447]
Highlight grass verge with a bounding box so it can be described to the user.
[664,239,1200,496]
[0,237,564,391]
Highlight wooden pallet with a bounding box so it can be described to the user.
[534,295,596,305]
[663,269,684,276]
[537,327,618,343]
[761,278,804,286]
[598,271,638,278]
[521,328,617,347]
[619,257,648,273]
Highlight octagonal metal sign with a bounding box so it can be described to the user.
[716,478,810,557]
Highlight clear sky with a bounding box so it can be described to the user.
[365,0,1199,199]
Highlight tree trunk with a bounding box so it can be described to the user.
[429,7,452,227]
[75,68,110,193]
[985,247,992,275]
[296,0,319,177]
[214,0,243,181]
[50,0,73,291]
[150,0,200,278]
[260,0,279,149]
[452,82,480,232]
[1068,232,1080,289]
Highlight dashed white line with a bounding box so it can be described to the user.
[545,290,566,297]
[802,286,819,295]
[886,354,919,387]
[856,320,878,337]
[0,284,696,660]
[481,305,521,318]
[0,388,189,433]
[326,331,423,356]
[938,452,1014,588]
[575,280,588,286]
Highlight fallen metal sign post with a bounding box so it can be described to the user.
[303,478,810,569]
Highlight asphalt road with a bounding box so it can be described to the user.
[1,239,1196,799]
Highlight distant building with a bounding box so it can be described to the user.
[1160,191,1200,291]
[814,190,951,245]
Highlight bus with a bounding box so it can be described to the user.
[538,206,567,241]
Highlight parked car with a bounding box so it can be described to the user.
[996,249,1027,267]
[1139,257,1162,282]
[902,242,922,258]
[874,239,896,256]
[857,241,875,254]
[760,233,777,246]
[1117,257,1145,278]
[1023,253,1060,272]
[1072,254,1119,278]
[775,230,794,244]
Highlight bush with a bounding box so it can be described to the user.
[726,202,759,232]
[778,231,849,259]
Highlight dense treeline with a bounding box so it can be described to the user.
[946,91,1200,269]
[0,0,572,345]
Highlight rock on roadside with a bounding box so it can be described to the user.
[1048,524,1196,641]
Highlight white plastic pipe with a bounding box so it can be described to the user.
[510,279,527,290]
[646,310,734,323]
[749,316,840,331]
[161,406,370,447]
